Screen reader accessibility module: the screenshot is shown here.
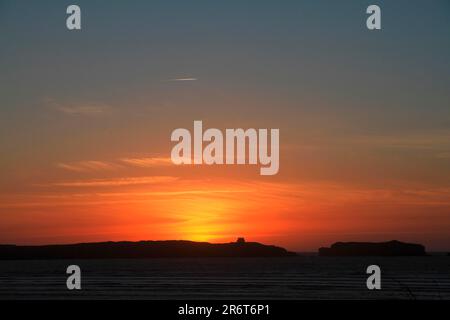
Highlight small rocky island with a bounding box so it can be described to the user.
[319,240,427,256]
[0,238,296,260]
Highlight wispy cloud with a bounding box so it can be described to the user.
[49,176,178,187]
[57,104,110,116]
[46,98,111,116]
[57,161,121,172]
[436,152,450,159]
[167,77,198,81]
[120,157,173,167]
[340,131,450,150]
[57,156,175,173]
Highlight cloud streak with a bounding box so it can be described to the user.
[46,98,111,116]
[56,104,110,116]
[48,176,178,187]
[120,157,173,167]
[57,161,121,172]
[58,156,175,173]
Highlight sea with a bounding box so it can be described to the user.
[0,255,449,300]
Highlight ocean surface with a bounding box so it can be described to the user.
[0,255,449,300]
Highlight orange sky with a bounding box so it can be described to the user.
[1,151,449,251]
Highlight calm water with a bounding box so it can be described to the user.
[0,256,449,300]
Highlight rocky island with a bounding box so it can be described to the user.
[319,240,427,256]
[0,238,296,260]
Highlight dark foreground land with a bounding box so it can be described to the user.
[0,240,295,260]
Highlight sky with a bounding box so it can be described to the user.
[0,0,449,251]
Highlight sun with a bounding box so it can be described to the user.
[176,197,234,242]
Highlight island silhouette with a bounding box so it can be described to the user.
[0,238,296,260]
[0,239,430,260]
[319,240,427,256]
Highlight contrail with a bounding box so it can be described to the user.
[168,77,198,81]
